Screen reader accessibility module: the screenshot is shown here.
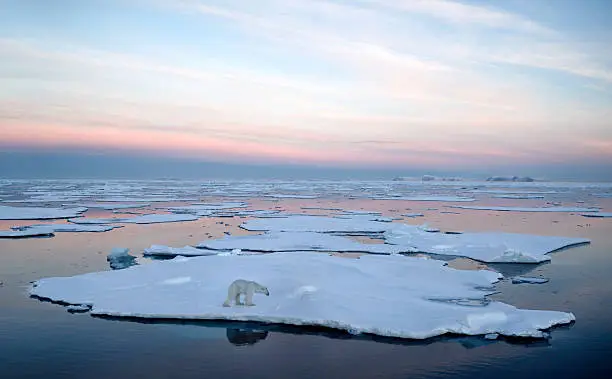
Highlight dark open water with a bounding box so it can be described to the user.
[1,194,611,378]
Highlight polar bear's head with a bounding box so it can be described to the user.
[254,283,270,296]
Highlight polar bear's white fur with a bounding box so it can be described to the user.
[222,279,269,307]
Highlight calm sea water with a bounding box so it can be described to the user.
[1,184,611,378]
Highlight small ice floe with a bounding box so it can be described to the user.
[69,214,198,225]
[484,333,499,340]
[511,277,550,284]
[581,213,612,218]
[106,248,137,270]
[0,223,121,239]
[0,205,87,220]
[450,205,600,213]
[30,252,575,340]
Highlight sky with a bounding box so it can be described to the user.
[1,0,611,180]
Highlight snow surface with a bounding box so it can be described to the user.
[450,206,600,213]
[29,252,574,339]
[581,213,612,218]
[68,214,198,224]
[241,215,392,234]
[385,225,589,263]
[0,205,87,220]
[197,231,404,254]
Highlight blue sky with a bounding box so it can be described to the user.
[1,0,611,179]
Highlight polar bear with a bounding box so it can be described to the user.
[223,279,270,307]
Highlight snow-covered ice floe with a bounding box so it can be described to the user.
[0,205,87,220]
[581,213,612,218]
[0,224,120,238]
[241,215,392,234]
[68,214,198,225]
[450,206,600,213]
[29,253,574,339]
[384,225,589,263]
[197,232,404,255]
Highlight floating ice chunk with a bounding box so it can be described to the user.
[30,253,574,340]
[143,245,218,257]
[484,333,499,340]
[106,248,137,270]
[581,213,612,218]
[0,205,87,220]
[512,277,549,284]
[241,215,393,234]
[197,231,404,254]
[385,225,589,263]
[164,202,248,215]
[69,214,198,225]
[450,206,600,213]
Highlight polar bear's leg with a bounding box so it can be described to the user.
[235,291,244,306]
[223,284,235,307]
[245,286,255,306]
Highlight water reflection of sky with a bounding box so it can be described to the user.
[1,193,611,378]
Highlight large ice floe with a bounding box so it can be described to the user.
[196,232,403,254]
[0,224,120,238]
[385,225,589,263]
[241,215,392,234]
[450,205,600,213]
[29,253,575,339]
[68,214,198,224]
[0,205,87,220]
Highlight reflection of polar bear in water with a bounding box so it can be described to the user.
[223,279,270,307]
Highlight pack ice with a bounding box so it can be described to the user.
[29,253,574,339]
